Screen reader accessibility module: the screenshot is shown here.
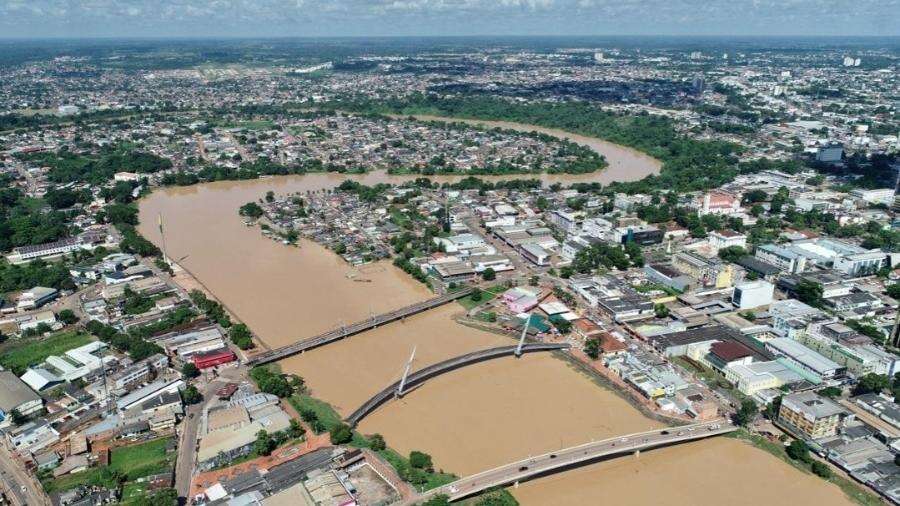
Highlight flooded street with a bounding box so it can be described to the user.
[137,124,853,506]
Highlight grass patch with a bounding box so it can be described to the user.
[44,437,174,493]
[727,429,882,506]
[456,284,504,310]
[120,482,147,503]
[110,437,173,480]
[289,394,343,432]
[0,331,94,375]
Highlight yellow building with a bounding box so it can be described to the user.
[778,391,844,439]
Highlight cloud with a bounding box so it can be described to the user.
[0,0,897,37]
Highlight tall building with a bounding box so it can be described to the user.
[779,391,844,439]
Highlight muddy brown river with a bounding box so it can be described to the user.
[138,123,853,505]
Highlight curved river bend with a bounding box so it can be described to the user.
[138,122,852,506]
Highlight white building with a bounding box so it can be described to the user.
[732,280,774,310]
[850,188,895,205]
[708,230,747,251]
[520,243,550,266]
[16,287,59,311]
[755,244,807,273]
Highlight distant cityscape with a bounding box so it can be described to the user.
[0,36,898,506]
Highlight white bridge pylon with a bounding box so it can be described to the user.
[515,313,531,357]
[397,346,416,397]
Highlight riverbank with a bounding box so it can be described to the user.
[403,114,661,183]
[136,160,855,506]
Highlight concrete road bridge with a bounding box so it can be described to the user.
[405,420,737,504]
[346,342,570,426]
[246,288,473,366]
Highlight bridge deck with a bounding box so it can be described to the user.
[407,420,737,504]
[346,342,570,426]
[246,288,473,366]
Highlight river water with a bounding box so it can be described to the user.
[137,123,852,505]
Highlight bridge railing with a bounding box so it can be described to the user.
[247,288,473,365]
[412,420,736,503]
[346,343,570,426]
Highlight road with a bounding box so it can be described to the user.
[0,441,50,506]
[174,378,224,503]
[409,420,735,504]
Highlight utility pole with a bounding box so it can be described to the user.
[397,346,416,397]
[515,314,531,357]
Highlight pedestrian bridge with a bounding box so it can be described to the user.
[406,420,737,504]
[346,342,570,427]
[246,288,473,366]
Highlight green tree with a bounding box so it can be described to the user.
[584,338,600,360]
[409,450,434,472]
[854,373,890,396]
[654,303,670,318]
[368,433,387,451]
[9,409,27,425]
[717,246,748,263]
[786,439,811,463]
[239,201,264,219]
[249,366,293,398]
[421,496,451,506]
[56,309,78,325]
[887,284,900,300]
[229,323,254,350]
[254,430,276,456]
[818,386,842,399]
[481,268,496,281]
[288,419,306,439]
[795,280,824,308]
[181,385,202,405]
[733,398,758,426]
[132,487,178,506]
[181,363,200,379]
[470,287,483,301]
[330,423,353,445]
[811,461,832,478]
[475,489,519,506]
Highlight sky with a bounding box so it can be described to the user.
[0,0,898,38]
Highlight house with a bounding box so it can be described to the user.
[6,421,59,455]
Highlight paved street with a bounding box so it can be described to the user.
[0,442,50,506]
[175,378,224,503]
